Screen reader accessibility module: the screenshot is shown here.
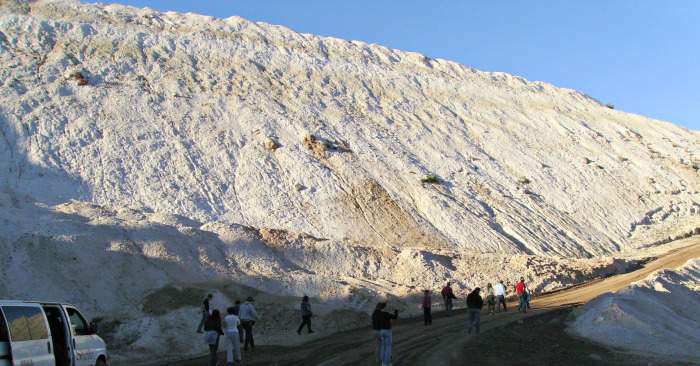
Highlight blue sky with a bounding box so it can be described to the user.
[99,1,699,131]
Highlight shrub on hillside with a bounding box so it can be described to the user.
[421,175,440,184]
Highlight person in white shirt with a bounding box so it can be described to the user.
[224,307,242,364]
[494,280,507,312]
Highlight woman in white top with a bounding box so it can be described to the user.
[224,307,242,365]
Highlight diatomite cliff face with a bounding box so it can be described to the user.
[0,0,699,362]
[1,0,699,257]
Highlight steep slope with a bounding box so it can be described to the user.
[1,0,698,257]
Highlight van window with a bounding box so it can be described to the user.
[66,308,89,336]
[0,309,8,342]
[2,307,31,341]
[1,306,50,341]
[24,307,49,340]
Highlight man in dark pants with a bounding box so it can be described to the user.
[441,282,457,314]
[239,296,258,351]
[466,288,484,334]
[297,295,314,334]
[196,293,213,333]
[422,290,432,325]
[494,280,507,312]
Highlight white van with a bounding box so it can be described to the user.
[0,300,108,366]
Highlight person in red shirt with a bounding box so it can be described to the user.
[422,290,432,325]
[441,282,457,314]
[515,277,527,313]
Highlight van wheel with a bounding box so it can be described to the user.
[95,358,106,366]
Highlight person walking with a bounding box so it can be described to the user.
[525,284,532,309]
[441,282,457,313]
[422,290,432,326]
[466,288,484,334]
[233,300,243,343]
[515,277,527,313]
[485,283,496,315]
[494,280,507,312]
[371,303,383,365]
[239,296,258,351]
[203,309,224,366]
[297,295,314,335]
[372,302,398,366]
[197,293,214,333]
[224,307,242,365]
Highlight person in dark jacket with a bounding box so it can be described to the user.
[203,309,224,366]
[197,293,214,333]
[422,290,432,326]
[466,288,484,335]
[372,302,398,366]
[297,295,314,335]
[371,303,383,365]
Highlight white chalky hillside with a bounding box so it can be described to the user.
[0,0,699,362]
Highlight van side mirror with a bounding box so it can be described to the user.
[89,320,99,335]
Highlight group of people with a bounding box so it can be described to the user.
[196,294,259,366]
[196,294,314,366]
[483,277,531,314]
[369,278,530,366]
[196,278,531,366]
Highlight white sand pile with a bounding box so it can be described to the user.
[570,258,700,362]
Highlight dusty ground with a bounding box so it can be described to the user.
[167,238,700,366]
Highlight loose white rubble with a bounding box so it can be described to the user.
[570,258,700,362]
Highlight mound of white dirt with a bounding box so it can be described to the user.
[570,258,700,362]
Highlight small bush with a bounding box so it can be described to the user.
[618,156,629,162]
[303,134,327,158]
[70,71,89,86]
[263,137,280,151]
[517,176,531,185]
[421,175,440,184]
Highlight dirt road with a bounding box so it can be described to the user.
[172,237,700,366]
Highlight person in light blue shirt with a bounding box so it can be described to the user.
[238,297,258,351]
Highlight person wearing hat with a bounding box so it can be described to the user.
[238,296,258,351]
[421,290,432,326]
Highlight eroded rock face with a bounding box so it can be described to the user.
[0,0,699,361]
[1,0,698,256]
